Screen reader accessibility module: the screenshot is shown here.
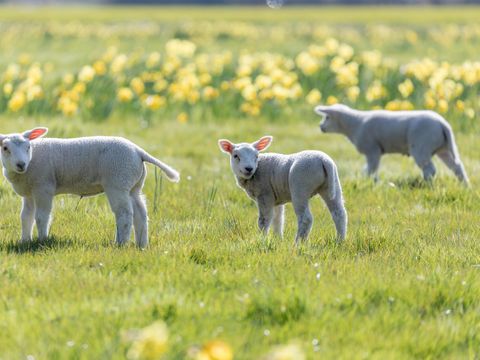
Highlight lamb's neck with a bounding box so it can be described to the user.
[340,111,363,142]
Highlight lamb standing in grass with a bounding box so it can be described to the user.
[0,128,180,248]
[315,104,469,184]
[218,136,347,244]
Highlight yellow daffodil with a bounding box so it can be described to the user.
[8,92,26,112]
[127,321,169,360]
[306,89,322,105]
[117,87,134,102]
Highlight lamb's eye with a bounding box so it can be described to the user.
[233,154,239,161]
[2,146,7,152]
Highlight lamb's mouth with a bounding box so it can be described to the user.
[240,171,254,179]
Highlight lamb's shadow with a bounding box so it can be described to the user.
[390,177,430,190]
[2,236,75,254]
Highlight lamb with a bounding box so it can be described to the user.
[218,136,347,244]
[0,127,180,248]
[315,104,469,184]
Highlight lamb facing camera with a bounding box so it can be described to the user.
[315,104,469,184]
[0,127,180,248]
[218,136,347,244]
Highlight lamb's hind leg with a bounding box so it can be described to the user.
[105,188,133,246]
[436,149,469,184]
[320,191,347,242]
[21,196,35,243]
[292,198,313,245]
[412,151,436,182]
[131,165,148,248]
[131,192,148,249]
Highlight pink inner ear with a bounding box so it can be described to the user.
[255,137,271,151]
[220,141,233,153]
[28,128,47,140]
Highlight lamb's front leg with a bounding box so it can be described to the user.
[256,196,275,235]
[33,192,54,242]
[272,205,285,238]
[20,196,35,243]
[365,149,381,181]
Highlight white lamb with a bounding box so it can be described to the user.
[315,104,469,184]
[218,136,347,244]
[0,127,180,248]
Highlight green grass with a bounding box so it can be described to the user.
[1,5,480,359]
[1,116,479,359]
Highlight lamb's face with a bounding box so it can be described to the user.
[1,136,32,174]
[218,136,273,180]
[319,113,342,133]
[231,144,259,179]
[0,128,48,174]
[315,104,347,134]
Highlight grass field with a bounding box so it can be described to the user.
[1,6,480,360]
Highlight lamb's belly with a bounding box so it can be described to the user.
[381,142,409,155]
[56,183,104,196]
[273,190,291,205]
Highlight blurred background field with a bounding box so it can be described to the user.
[1,5,480,360]
[1,6,480,129]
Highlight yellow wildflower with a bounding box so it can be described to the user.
[203,86,219,101]
[3,83,13,96]
[63,73,75,85]
[27,85,43,101]
[177,112,189,123]
[130,77,145,95]
[326,95,338,105]
[398,79,414,98]
[241,85,257,101]
[146,52,161,68]
[437,99,449,113]
[8,92,26,112]
[346,86,360,102]
[465,108,475,119]
[306,89,322,105]
[145,95,165,110]
[366,81,387,102]
[73,82,86,94]
[455,100,465,112]
[195,340,233,360]
[127,321,169,360]
[93,60,107,76]
[78,65,95,83]
[117,87,134,102]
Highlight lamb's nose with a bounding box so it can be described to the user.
[245,167,253,173]
[16,162,25,171]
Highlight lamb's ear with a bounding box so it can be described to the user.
[218,139,235,154]
[23,127,48,141]
[314,105,330,116]
[252,136,272,152]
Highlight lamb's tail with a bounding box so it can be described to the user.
[441,123,459,159]
[322,159,340,200]
[137,148,180,183]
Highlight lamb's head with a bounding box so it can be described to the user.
[218,136,272,180]
[0,127,48,174]
[314,104,351,133]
